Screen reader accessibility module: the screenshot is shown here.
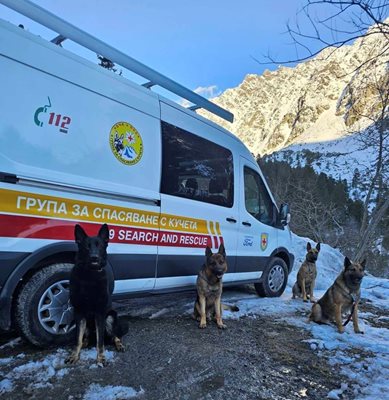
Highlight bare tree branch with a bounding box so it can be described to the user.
[255,0,389,65]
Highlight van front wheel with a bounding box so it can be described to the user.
[254,257,288,297]
[15,263,75,347]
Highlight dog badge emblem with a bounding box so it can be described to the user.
[109,121,143,166]
[260,233,268,251]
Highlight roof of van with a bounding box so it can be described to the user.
[1,0,234,122]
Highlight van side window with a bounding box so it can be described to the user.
[244,166,274,225]
[161,121,234,207]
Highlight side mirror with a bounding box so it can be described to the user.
[279,203,291,226]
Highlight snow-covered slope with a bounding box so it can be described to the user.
[270,132,376,200]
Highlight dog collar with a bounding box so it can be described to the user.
[351,293,358,303]
[342,292,360,327]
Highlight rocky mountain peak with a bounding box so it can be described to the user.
[199,20,389,156]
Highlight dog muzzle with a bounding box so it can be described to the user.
[216,272,224,280]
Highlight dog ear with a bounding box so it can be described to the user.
[98,223,110,244]
[306,242,312,251]
[74,224,87,244]
[218,243,226,258]
[344,257,352,269]
[205,246,213,259]
[316,243,321,252]
[360,259,367,269]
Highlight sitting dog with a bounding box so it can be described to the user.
[193,244,228,329]
[65,223,127,366]
[310,257,366,334]
[292,242,320,302]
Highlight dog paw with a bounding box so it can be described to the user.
[115,342,126,352]
[310,298,316,303]
[337,328,345,334]
[65,353,79,365]
[199,323,207,329]
[355,330,364,334]
[303,299,309,303]
[96,355,107,367]
[217,323,227,330]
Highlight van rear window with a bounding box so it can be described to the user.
[161,121,234,208]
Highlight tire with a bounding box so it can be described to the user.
[15,263,76,347]
[254,257,288,298]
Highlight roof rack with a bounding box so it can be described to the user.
[0,0,234,123]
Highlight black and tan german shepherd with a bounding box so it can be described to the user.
[193,244,229,329]
[292,242,320,302]
[65,224,128,366]
[310,257,366,334]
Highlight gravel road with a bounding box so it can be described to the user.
[0,286,353,400]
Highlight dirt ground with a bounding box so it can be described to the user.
[0,286,354,400]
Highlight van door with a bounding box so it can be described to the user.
[0,27,162,295]
[236,157,278,281]
[156,103,239,290]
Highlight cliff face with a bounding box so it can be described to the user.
[199,21,388,156]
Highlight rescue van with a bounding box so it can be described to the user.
[0,0,294,346]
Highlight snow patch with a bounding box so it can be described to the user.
[0,356,15,366]
[1,348,116,395]
[7,349,69,390]
[0,378,13,394]
[83,383,144,400]
[149,308,169,319]
[327,382,348,399]
[0,337,22,350]
[79,348,115,362]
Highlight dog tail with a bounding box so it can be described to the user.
[308,302,321,324]
[222,304,239,312]
[106,310,130,338]
[292,281,301,299]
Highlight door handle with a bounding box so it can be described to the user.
[242,221,251,227]
[226,217,237,223]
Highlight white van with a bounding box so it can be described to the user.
[0,0,294,346]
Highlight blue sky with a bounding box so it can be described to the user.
[0,0,352,99]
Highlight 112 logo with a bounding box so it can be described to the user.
[34,96,72,133]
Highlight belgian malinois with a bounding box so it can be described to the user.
[66,224,128,366]
[193,244,228,329]
[292,242,320,302]
[310,257,366,334]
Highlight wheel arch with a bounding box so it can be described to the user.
[0,242,76,331]
[270,247,294,273]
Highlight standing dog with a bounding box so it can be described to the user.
[66,224,127,366]
[310,257,366,334]
[292,242,321,302]
[193,244,228,329]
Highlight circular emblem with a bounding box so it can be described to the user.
[109,121,143,165]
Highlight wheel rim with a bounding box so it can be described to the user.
[38,280,75,335]
[268,264,285,293]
